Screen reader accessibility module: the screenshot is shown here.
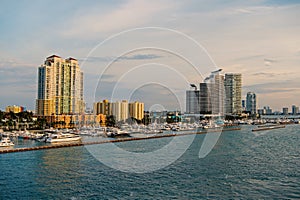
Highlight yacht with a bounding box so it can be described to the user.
[46,133,81,143]
[105,128,131,138]
[0,137,15,147]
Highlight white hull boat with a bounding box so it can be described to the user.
[0,137,14,147]
[46,134,81,143]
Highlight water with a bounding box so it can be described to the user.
[1,125,300,199]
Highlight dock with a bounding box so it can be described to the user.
[0,127,240,154]
[252,125,286,132]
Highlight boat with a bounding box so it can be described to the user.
[46,133,81,143]
[105,128,131,138]
[202,119,223,131]
[252,125,286,132]
[0,137,15,147]
[143,129,163,134]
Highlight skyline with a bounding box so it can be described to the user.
[0,0,300,111]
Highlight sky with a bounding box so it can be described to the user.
[0,0,299,112]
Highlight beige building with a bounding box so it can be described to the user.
[129,101,144,120]
[36,55,85,116]
[44,114,105,129]
[112,100,129,122]
[5,105,24,113]
[94,99,112,116]
[94,100,144,122]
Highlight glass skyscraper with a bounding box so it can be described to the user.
[186,90,200,114]
[246,92,257,115]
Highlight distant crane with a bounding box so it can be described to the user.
[190,83,197,90]
[204,68,222,83]
[211,68,222,74]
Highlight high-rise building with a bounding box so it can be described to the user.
[224,73,242,115]
[36,55,84,116]
[282,107,289,115]
[129,101,144,120]
[246,92,257,115]
[199,83,211,114]
[199,69,225,115]
[263,106,272,115]
[242,100,246,111]
[210,73,225,115]
[186,90,200,114]
[292,105,299,115]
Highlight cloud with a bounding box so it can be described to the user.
[62,0,179,38]
[129,84,183,110]
[0,58,34,68]
[234,54,265,61]
[251,72,276,77]
[78,56,114,63]
[1,0,300,111]
[243,79,300,94]
[229,6,276,15]
[118,54,163,61]
[80,54,163,63]
[264,58,277,66]
[0,64,36,110]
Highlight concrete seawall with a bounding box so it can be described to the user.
[0,128,240,154]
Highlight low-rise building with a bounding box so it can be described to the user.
[5,105,25,113]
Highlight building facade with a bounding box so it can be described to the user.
[94,100,145,122]
[94,99,112,116]
[292,105,299,115]
[282,107,289,115]
[128,101,144,120]
[224,73,242,115]
[199,83,212,114]
[210,73,225,115]
[199,70,225,116]
[36,55,85,116]
[186,90,200,114]
[246,92,257,115]
[5,105,25,113]
[113,100,129,122]
[44,114,105,128]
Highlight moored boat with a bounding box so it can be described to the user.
[105,128,131,138]
[0,137,15,147]
[46,133,81,143]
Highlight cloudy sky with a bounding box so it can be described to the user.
[0,0,299,112]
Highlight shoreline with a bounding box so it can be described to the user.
[0,127,240,154]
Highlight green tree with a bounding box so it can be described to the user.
[36,117,47,129]
[106,115,116,127]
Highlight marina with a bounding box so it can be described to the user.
[1,124,299,199]
[0,126,241,154]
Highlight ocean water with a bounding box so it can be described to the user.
[0,125,300,199]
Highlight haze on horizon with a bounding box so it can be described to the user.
[0,0,299,112]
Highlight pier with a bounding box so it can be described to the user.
[252,125,286,132]
[0,128,240,154]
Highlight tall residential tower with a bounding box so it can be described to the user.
[224,73,242,115]
[246,92,257,115]
[186,90,200,114]
[199,69,225,115]
[36,55,85,116]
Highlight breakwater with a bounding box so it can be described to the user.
[0,128,240,154]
